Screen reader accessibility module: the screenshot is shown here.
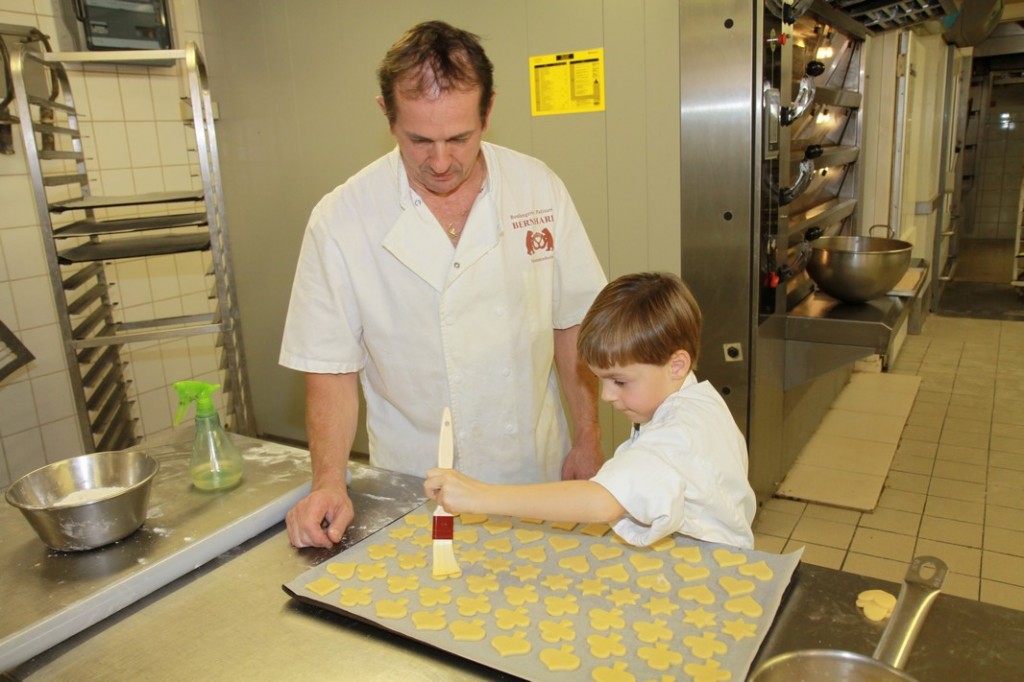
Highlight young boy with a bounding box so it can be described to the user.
[424,272,756,549]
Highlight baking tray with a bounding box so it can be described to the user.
[285,503,802,680]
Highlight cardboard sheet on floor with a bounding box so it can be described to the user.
[285,503,802,680]
[776,372,921,511]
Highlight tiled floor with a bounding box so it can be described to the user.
[753,313,1024,611]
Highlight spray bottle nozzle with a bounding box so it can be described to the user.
[173,381,221,426]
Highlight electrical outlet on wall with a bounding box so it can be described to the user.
[723,342,743,363]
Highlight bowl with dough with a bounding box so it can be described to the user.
[5,450,159,551]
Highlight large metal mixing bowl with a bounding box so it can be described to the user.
[807,236,912,303]
[5,450,159,551]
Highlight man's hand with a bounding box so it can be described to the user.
[560,439,604,480]
[285,485,355,548]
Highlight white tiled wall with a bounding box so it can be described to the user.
[972,108,1024,240]
[0,0,218,487]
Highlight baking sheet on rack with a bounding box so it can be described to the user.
[285,502,802,680]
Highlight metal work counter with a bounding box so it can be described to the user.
[783,259,929,388]
[7,456,1024,681]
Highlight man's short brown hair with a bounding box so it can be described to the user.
[377,20,494,124]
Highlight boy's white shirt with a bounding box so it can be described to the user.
[590,372,756,549]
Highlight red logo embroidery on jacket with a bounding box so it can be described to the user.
[526,228,554,255]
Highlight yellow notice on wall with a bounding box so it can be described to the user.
[528,48,605,117]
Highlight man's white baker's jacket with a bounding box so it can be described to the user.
[280,142,607,483]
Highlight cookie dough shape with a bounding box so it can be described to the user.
[541,573,574,591]
[387,574,419,594]
[674,562,711,582]
[411,609,446,631]
[456,594,492,616]
[516,545,547,563]
[642,596,679,616]
[638,642,684,671]
[633,618,672,643]
[587,632,627,659]
[595,563,630,583]
[367,542,398,560]
[339,586,372,607]
[514,529,544,544]
[539,619,576,643]
[305,577,340,597]
[606,588,641,607]
[581,523,611,537]
[684,631,729,659]
[678,584,716,605]
[592,661,637,682]
[375,598,409,619]
[685,659,731,682]
[590,544,624,561]
[356,562,387,581]
[454,528,478,543]
[629,554,664,572]
[545,594,580,616]
[713,548,747,567]
[459,548,487,565]
[483,520,512,535]
[589,607,625,631]
[418,585,452,606]
[637,573,672,593]
[540,644,581,672]
[577,577,610,596]
[483,537,513,553]
[389,525,416,541]
[458,512,488,525]
[491,631,531,657]
[550,520,578,531]
[721,617,757,641]
[494,606,531,629]
[683,607,717,628]
[719,576,755,597]
[398,552,427,570]
[482,556,512,574]
[449,618,486,641]
[325,562,356,580]
[724,594,763,618]
[466,574,499,594]
[550,536,581,553]
[739,559,774,581]
[559,554,591,574]
[504,584,539,606]
[511,563,542,581]
[858,589,897,621]
[671,545,703,563]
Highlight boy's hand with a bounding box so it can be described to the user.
[424,467,481,514]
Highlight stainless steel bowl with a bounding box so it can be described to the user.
[807,236,912,303]
[5,450,159,551]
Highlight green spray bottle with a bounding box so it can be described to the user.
[173,381,244,490]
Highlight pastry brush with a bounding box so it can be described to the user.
[431,406,461,579]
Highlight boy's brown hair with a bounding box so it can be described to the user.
[578,272,702,370]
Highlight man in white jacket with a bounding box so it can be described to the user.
[280,21,606,548]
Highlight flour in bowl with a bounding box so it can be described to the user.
[53,486,126,506]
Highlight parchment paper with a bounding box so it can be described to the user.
[285,502,801,681]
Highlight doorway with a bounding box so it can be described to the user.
[938,56,1024,320]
